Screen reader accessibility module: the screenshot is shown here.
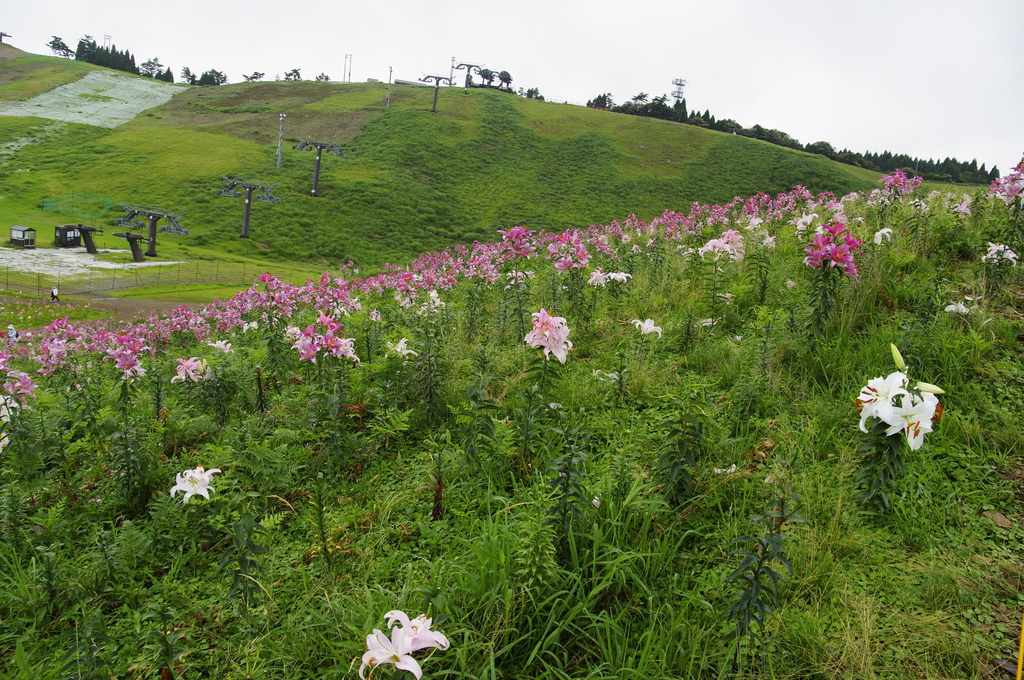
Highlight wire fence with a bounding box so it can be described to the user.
[40,191,116,220]
[0,260,318,299]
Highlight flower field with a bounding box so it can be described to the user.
[2,168,1024,679]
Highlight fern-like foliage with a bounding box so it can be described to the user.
[658,411,707,507]
[855,417,908,514]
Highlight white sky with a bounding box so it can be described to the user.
[6,0,1022,175]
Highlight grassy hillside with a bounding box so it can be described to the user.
[0,44,98,100]
[0,48,879,269]
[2,173,1022,679]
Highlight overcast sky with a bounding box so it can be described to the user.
[6,0,1022,175]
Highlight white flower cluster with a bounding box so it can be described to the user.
[981,242,1018,265]
[855,350,943,452]
[360,610,450,679]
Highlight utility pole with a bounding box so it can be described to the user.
[344,54,352,82]
[386,66,392,108]
[454,62,482,94]
[420,75,453,113]
[276,113,286,169]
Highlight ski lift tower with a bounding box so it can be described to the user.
[292,139,345,197]
[115,203,190,257]
[672,78,687,103]
[420,75,453,113]
[454,62,481,94]
[218,177,280,238]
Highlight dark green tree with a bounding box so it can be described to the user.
[196,69,227,86]
[715,118,743,134]
[243,71,265,82]
[139,57,163,78]
[673,97,687,121]
[805,141,836,159]
[74,35,95,61]
[587,93,614,109]
[498,70,512,89]
[46,36,74,59]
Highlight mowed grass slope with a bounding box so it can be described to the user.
[0,44,99,100]
[0,51,878,268]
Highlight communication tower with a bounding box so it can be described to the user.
[672,78,687,102]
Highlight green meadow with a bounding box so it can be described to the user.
[2,48,880,271]
[1,46,1021,680]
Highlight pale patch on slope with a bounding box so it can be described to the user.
[0,247,182,277]
[0,70,182,128]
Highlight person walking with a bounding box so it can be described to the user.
[6,324,18,343]
[51,285,59,303]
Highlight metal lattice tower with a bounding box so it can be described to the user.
[672,78,687,102]
[115,203,189,257]
[293,139,345,197]
[219,177,280,238]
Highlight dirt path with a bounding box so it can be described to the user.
[73,295,200,321]
[10,294,201,333]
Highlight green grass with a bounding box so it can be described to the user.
[0,181,1022,678]
[0,49,98,101]
[114,281,251,303]
[0,59,882,270]
[0,294,113,327]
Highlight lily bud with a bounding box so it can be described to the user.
[890,343,907,370]
[914,381,945,394]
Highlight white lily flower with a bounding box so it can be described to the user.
[632,318,662,338]
[360,628,421,680]
[856,372,910,433]
[383,610,451,653]
[170,466,221,503]
[885,392,940,450]
[386,338,419,358]
[944,301,971,315]
[207,340,234,353]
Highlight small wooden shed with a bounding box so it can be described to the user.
[10,225,36,248]
[54,224,82,247]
